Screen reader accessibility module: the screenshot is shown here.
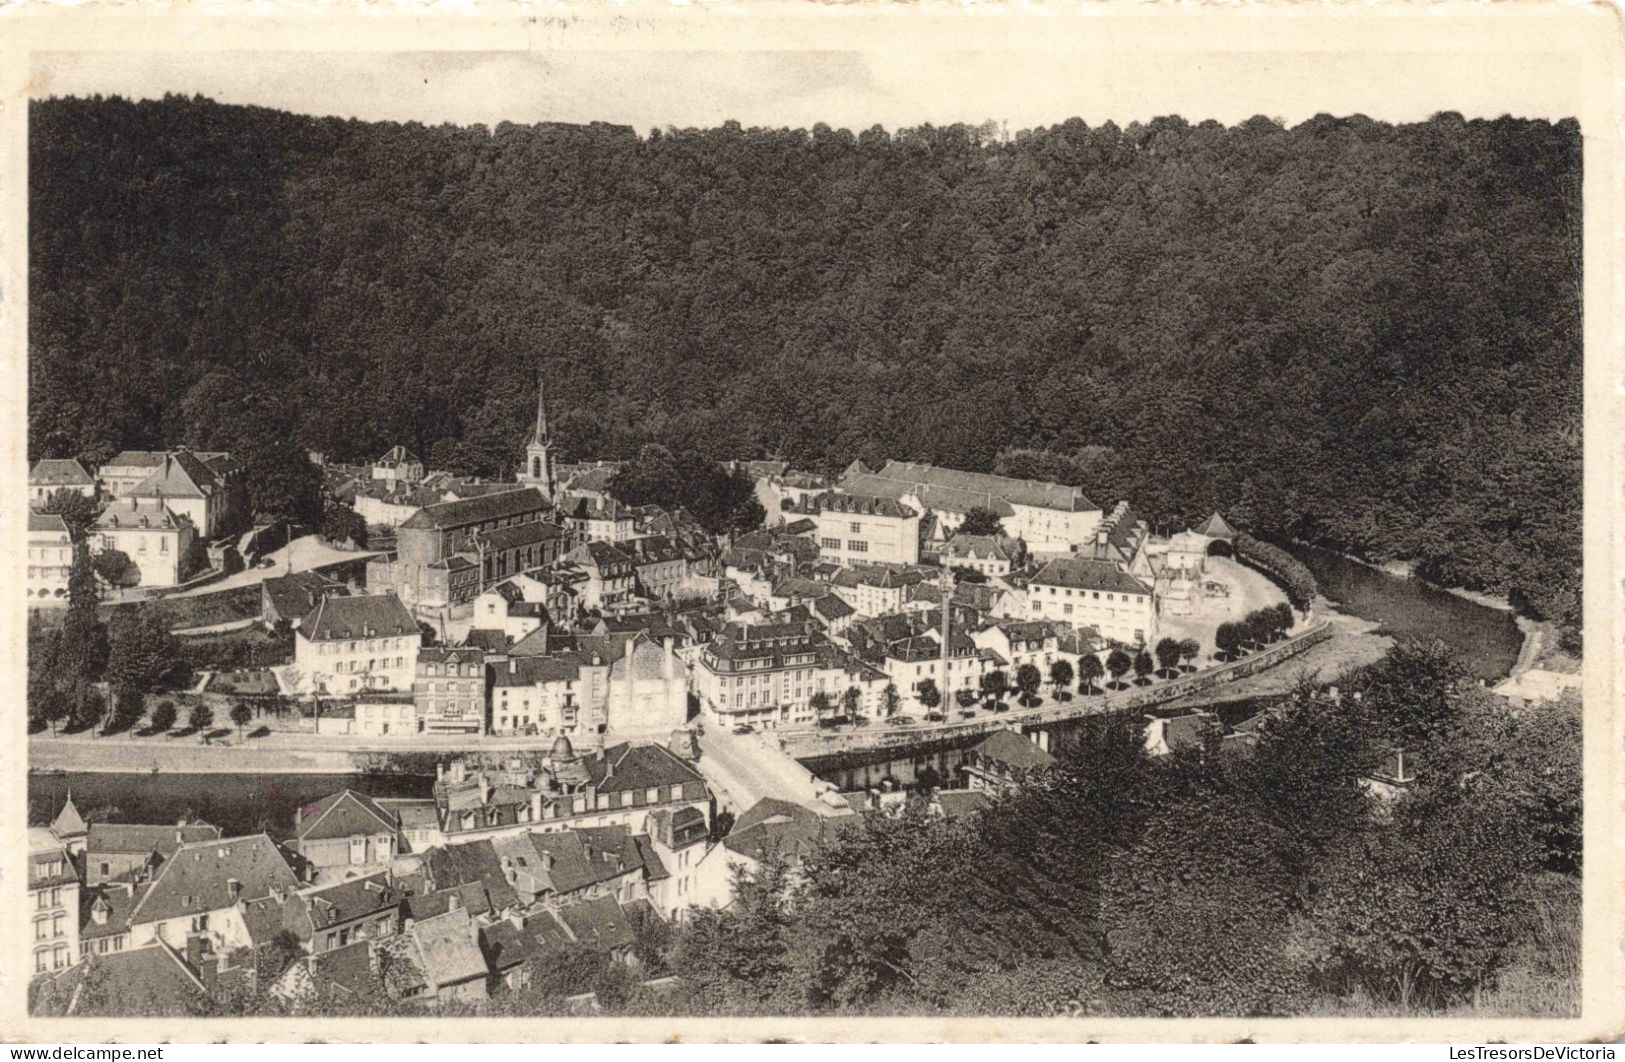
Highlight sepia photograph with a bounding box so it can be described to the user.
[4,7,1617,1045]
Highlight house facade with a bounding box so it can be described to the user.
[1026,557,1158,646]
[94,498,197,588]
[293,593,422,695]
[414,646,487,735]
[795,491,921,567]
[29,458,96,505]
[27,512,74,607]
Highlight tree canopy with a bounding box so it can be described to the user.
[29,98,1580,641]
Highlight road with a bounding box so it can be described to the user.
[694,726,844,817]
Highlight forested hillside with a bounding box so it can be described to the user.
[29,96,1582,635]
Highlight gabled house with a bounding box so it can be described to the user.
[293,790,399,874]
[29,457,96,504]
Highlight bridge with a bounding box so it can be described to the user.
[775,621,1334,761]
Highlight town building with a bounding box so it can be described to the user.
[293,790,400,875]
[293,593,422,695]
[1026,557,1158,645]
[260,571,349,630]
[282,873,403,954]
[120,449,243,538]
[366,487,553,610]
[83,821,224,887]
[628,535,690,601]
[414,646,487,735]
[793,491,921,567]
[490,635,687,738]
[693,621,854,730]
[839,460,1103,556]
[560,540,638,611]
[960,729,1056,792]
[93,497,198,588]
[939,533,1024,578]
[27,511,74,607]
[30,828,82,979]
[372,445,424,485]
[829,563,931,618]
[29,457,96,504]
[126,834,300,952]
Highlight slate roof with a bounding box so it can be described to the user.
[943,534,1017,561]
[299,594,418,642]
[88,823,222,857]
[797,491,917,520]
[405,883,493,922]
[398,487,545,531]
[723,798,855,866]
[479,919,539,972]
[1193,512,1239,539]
[409,908,489,987]
[102,451,168,470]
[296,790,397,842]
[67,946,206,1014]
[30,458,94,486]
[970,728,1057,771]
[96,498,188,531]
[934,790,993,819]
[289,873,400,937]
[128,834,299,926]
[1030,558,1152,596]
[375,445,421,467]
[129,450,221,500]
[864,460,1097,513]
[422,841,520,910]
[585,742,705,795]
[80,884,144,940]
[463,628,511,654]
[262,571,346,623]
[308,939,376,998]
[51,794,87,837]
[28,511,72,535]
[478,519,569,552]
[557,895,636,954]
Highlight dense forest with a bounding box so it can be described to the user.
[29,97,1582,637]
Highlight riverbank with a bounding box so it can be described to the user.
[1164,609,1391,711]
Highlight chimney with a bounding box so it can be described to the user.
[447,891,461,911]
[480,777,491,805]
[663,637,676,679]
[436,761,444,782]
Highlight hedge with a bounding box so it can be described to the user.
[1233,533,1318,612]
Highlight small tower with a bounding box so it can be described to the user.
[52,790,88,858]
[519,369,558,502]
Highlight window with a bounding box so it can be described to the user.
[34,951,46,974]
[34,919,47,941]
[847,540,868,553]
[849,522,862,533]
[646,787,659,804]
[820,537,841,550]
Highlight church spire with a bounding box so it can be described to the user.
[532,370,550,446]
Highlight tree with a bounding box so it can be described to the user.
[39,487,99,540]
[416,620,439,648]
[1132,649,1154,685]
[1214,623,1243,661]
[230,701,254,740]
[957,507,1005,537]
[1178,638,1201,672]
[1014,663,1042,705]
[916,679,941,712]
[188,702,214,734]
[1105,649,1132,689]
[841,685,862,719]
[321,502,368,548]
[1077,654,1105,694]
[149,699,178,733]
[92,549,136,589]
[106,605,183,695]
[881,684,902,718]
[1047,659,1074,700]
[955,688,979,709]
[1154,637,1182,677]
[181,538,212,581]
[809,690,834,722]
[980,669,1007,704]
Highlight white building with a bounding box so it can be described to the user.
[1026,557,1157,646]
[28,512,74,607]
[93,497,197,588]
[294,593,422,695]
[794,491,921,567]
[29,458,96,505]
[839,460,1103,556]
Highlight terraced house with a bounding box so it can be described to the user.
[1026,556,1158,646]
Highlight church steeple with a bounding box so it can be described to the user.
[531,369,550,447]
[519,369,557,502]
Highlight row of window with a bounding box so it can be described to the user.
[1041,586,1145,602]
[33,914,67,940]
[316,638,413,655]
[33,945,71,974]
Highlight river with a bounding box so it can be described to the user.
[28,771,436,841]
[1283,543,1523,682]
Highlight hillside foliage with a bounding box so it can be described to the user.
[29,97,1581,634]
